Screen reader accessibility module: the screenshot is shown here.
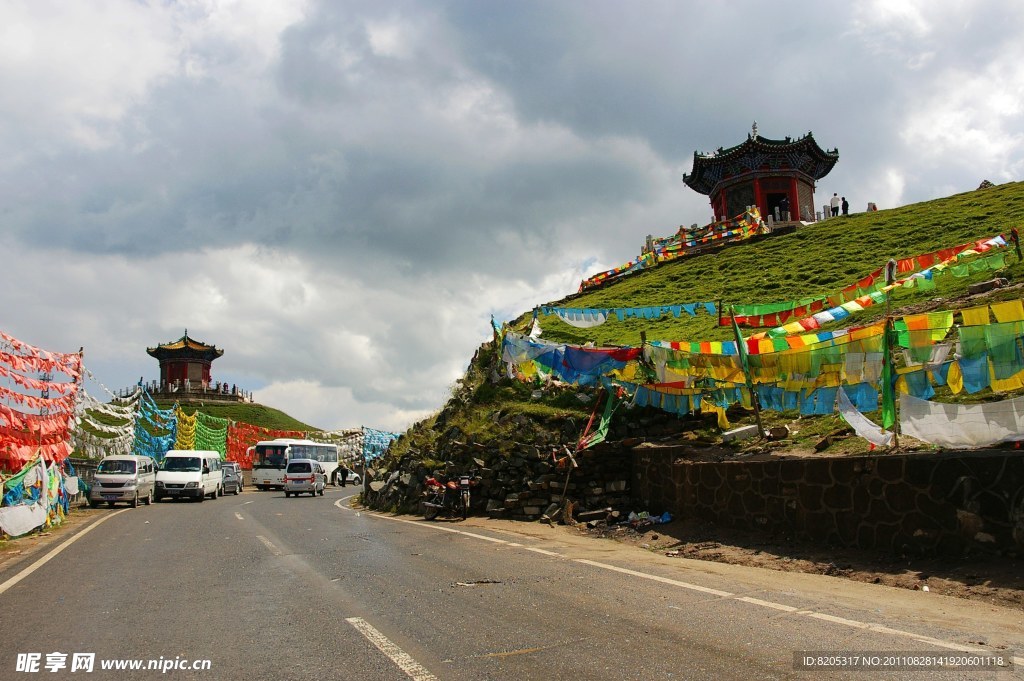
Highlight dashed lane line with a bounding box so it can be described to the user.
[339,504,1024,667]
[234,512,244,520]
[346,617,438,681]
[255,535,282,555]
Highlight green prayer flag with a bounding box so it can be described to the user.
[881,320,896,429]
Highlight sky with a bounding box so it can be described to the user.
[2,0,1023,433]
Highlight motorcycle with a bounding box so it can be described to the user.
[422,470,479,520]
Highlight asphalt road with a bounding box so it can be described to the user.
[0,487,1020,680]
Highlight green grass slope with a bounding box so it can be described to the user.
[521,181,1024,347]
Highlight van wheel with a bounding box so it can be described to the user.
[196,492,204,503]
[284,492,291,498]
[131,493,139,508]
[89,499,99,509]
[108,501,116,508]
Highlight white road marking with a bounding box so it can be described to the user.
[234,512,244,520]
[346,617,437,681]
[242,501,254,505]
[736,596,798,612]
[526,547,562,557]
[575,559,734,597]
[457,531,507,544]
[344,506,1024,666]
[0,508,130,597]
[255,535,281,555]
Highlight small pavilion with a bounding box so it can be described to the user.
[683,124,839,222]
[146,331,223,388]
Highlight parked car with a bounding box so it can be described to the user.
[155,450,223,502]
[284,459,326,497]
[332,467,362,487]
[89,455,157,508]
[221,462,243,495]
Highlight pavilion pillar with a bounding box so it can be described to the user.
[789,177,799,221]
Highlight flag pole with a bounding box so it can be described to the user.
[882,260,900,451]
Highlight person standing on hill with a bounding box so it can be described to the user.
[830,193,840,217]
[779,195,789,221]
[841,196,849,215]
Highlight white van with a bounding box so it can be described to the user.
[155,450,223,502]
[89,455,157,508]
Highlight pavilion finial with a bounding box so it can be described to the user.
[751,121,758,139]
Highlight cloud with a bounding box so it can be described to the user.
[3,0,1024,432]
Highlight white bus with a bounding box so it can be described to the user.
[251,439,339,490]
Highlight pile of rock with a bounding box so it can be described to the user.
[365,442,632,522]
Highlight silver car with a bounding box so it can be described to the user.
[283,459,326,497]
[221,462,243,495]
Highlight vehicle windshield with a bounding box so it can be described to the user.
[97,460,136,474]
[287,462,312,473]
[161,457,202,472]
[254,445,287,468]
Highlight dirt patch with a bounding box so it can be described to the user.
[578,516,1024,611]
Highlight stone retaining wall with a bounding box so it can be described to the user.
[632,449,1024,555]
[366,444,632,520]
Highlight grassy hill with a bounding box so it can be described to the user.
[383,180,1024,464]
[518,181,1024,346]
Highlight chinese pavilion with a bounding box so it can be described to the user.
[146,331,223,387]
[683,124,839,222]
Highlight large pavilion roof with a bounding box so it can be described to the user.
[683,131,838,196]
[146,331,224,361]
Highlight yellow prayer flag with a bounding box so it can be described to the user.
[989,367,1024,393]
[849,323,885,341]
[947,361,963,395]
[990,300,1024,323]
[961,305,990,326]
[928,311,953,341]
